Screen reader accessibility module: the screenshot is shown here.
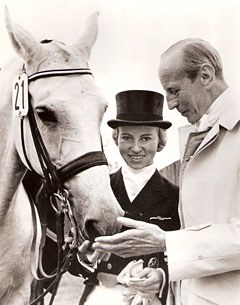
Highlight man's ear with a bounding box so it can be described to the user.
[199,63,215,88]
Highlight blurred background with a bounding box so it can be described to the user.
[1,0,240,303]
[1,0,240,172]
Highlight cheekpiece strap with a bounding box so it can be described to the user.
[28,68,93,82]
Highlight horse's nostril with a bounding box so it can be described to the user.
[85,219,101,240]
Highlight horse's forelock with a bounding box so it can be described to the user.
[35,41,89,69]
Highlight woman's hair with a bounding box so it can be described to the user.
[161,38,224,81]
[112,126,167,152]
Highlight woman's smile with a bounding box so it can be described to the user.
[128,154,145,161]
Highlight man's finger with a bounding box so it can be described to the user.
[92,241,126,252]
[78,240,91,253]
[94,230,134,243]
[117,216,148,229]
[92,242,140,258]
[92,240,121,250]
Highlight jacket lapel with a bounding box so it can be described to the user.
[110,169,131,211]
[111,169,168,213]
[194,124,219,156]
[131,170,167,212]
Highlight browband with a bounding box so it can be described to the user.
[28,68,92,82]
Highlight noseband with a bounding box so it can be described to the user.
[16,68,108,304]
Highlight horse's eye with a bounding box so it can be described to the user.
[36,107,57,123]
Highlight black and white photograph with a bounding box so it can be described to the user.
[0,0,239,304]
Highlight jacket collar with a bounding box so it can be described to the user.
[217,88,240,130]
[194,88,240,155]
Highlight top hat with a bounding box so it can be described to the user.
[107,90,172,129]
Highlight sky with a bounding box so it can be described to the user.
[1,0,240,169]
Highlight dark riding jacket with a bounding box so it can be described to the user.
[97,169,180,305]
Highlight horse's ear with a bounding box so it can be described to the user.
[72,11,99,61]
[4,6,43,64]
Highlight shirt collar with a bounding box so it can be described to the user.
[122,163,156,176]
[121,163,157,202]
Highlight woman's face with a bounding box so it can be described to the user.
[117,125,159,170]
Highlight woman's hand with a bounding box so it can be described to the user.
[128,268,163,297]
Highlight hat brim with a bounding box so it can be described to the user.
[107,119,172,129]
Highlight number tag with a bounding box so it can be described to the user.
[12,73,29,117]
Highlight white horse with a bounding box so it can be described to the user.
[0,9,123,305]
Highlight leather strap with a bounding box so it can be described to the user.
[28,68,92,82]
[59,151,108,181]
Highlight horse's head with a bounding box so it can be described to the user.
[4,8,123,253]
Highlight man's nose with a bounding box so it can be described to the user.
[167,96,179,110]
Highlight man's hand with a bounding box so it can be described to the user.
[77,240,111,263]
[92,217,166,257]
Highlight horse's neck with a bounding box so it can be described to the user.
[0,61,26,222]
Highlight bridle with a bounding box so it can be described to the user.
[17,68,107,304]
[22,68,107,189]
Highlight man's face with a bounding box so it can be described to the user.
[117,125,159,170]
[159,50,209,124]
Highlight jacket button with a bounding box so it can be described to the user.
[107,263,112,270]
[148,257,159,268]
[139,212,143,216]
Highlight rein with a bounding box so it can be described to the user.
[18,68,107,304]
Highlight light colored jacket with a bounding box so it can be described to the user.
[166,89,240,305]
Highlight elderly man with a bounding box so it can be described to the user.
[92,39,240,305]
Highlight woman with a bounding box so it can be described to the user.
[83,90,180,305]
